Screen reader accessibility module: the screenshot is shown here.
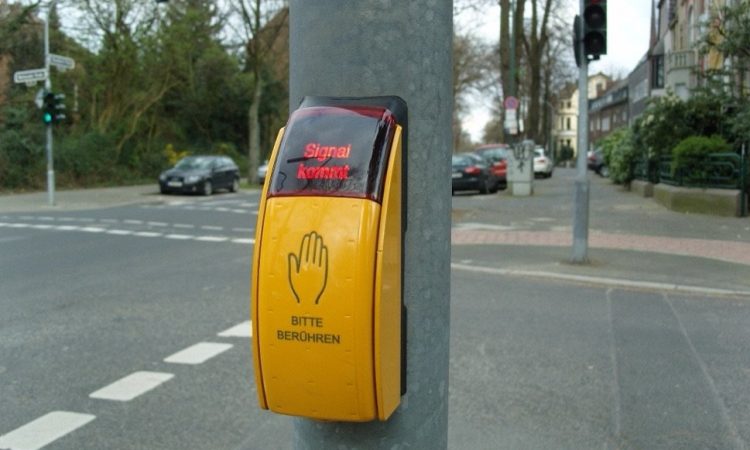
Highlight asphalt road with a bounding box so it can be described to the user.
[0,172,749,449]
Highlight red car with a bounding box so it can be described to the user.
[474,144,509,190]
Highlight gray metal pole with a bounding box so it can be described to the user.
[289,1,452,448]
[44,8,54,206]
[571,0,589,263]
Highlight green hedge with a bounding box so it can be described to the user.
[671,135,732,182]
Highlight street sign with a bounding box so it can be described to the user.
[48,54,75,71]
[504,96,520,110]
[504,109,518,135]
[13,68,48,85]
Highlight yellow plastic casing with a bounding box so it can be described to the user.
[251,126,403,422]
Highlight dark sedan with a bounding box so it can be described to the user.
[452,153,498,195]
[159,155,240,195]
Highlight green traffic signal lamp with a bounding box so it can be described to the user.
[43,92,56,125]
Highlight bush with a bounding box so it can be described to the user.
[671,135,732,183]
[56,131,118,186]
[600,127,637,184]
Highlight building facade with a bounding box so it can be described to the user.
[589,80,629,146]
[551,72,612,158]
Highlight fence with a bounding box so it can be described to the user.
[658,152,745,189]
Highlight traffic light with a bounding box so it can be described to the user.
[42,92,55,125]
[582,0,607,59]
[42,91,66,125]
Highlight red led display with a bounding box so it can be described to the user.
[267,105,398,202]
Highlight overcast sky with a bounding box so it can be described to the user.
[457,0,654,142]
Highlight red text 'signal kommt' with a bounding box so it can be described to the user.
[297,142,352,180]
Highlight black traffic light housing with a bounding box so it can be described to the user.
[582,0,607,59]
[42,92,55,125]
[42,91,66,125]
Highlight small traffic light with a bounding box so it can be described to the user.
[582,0,607,59]
[42,92,55,125]
[41,91,67,125]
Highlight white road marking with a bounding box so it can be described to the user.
[89,371,174,401]
[165,234,194,240]
[147,221,168,227]
[195,236,227,242]
[164,342,233,365]
[124,220,143,225]
[0,411,95,450]
[100,219,118,224]
[133,231,162,238]
[0,221,256,246]
[81,227,106,233]
[218,321,252,338]
[106,229,133,236]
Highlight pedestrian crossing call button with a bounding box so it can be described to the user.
[251,96,407,421]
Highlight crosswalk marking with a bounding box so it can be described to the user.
[0,411,95,450]
[218,321,252,338]
[89,371,174,402]
[164,342,233,365]
[0,213,256,247]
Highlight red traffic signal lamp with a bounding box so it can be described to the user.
[582,0,607,59]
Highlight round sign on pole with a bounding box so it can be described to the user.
[504,96,519,110]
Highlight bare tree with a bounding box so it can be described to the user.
[521,0,554,143]
[453,31,492,149]
[230,0,287,183]
[499,0,525,140]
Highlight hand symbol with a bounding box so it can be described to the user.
[288,231,329,304]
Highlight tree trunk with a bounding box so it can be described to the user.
[523,0,552,143]
[500,0,526,141]
[248,74,262,184]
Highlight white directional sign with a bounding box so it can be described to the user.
[48,54,75,71]
[13,68,48,85]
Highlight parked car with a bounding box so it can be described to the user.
[474,144,509,189]
[452,153,498,195]
[533,147,554,178]
[159,155,240,195]
[587,149,609,177]
[257,159,269,184]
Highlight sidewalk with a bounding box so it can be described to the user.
[0,185,161,213]
[451,168,750,295]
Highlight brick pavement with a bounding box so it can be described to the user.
[451,229,750,267]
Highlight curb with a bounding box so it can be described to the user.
[451,262,750,298]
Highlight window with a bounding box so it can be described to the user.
[602,117,610,132]
[652,55,665,89]
[566,117,571,130]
